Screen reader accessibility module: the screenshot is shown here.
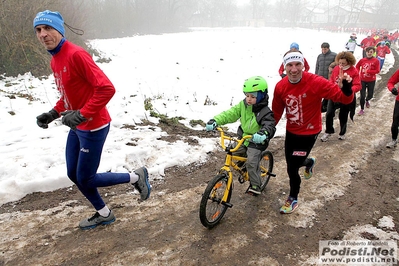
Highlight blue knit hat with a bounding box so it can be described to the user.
[290,42,299,50]
[33,10,65,36]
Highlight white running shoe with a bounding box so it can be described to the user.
[321,133,331,142]
[386,140,397,148]
[338,135,346,140]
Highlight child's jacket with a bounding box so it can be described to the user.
[213,94,276,146]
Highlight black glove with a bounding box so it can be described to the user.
[341,79,353,97]
[280,73,286,79]
[391,88,398,96]
[205,119,217,131]
[36,109,59,129]
[61,110,87,130]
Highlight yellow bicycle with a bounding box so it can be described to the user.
[199,127,275,229]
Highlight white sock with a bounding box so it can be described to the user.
[130,172,139,184]
[98,206,110,217]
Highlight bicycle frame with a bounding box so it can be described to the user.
[216,128,252,204]
[199,127,275,228]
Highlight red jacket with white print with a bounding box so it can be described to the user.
[272,72,353,135]
[356,57,380,82]
[376,45,391,59]
[330,65,361,93]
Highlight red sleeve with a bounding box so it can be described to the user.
[322,75,353,105]
[330,66,339,82]
[355,59,362,72]
[351,69,361,93]
[72,51,115,118]
[330,66,359,96]
[367,59,380,76]
[388,69,399,89]
[304,58,310,72]
[271,82,285,125]
[278,63,284,76]
[360,39,364,48]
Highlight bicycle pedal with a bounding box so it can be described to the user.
[245,190,259,197]
[222,202,233,208]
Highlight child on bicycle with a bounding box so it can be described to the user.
[205,76,276,195]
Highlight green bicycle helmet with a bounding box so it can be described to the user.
[243,76,268,93]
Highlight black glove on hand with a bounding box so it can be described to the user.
[36,109,59,129]
[61,110,87,130]
[391,88,398,96]
[341,79,353,97]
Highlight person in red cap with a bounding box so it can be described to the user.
[345,33,360,54]
[33,10,151,230]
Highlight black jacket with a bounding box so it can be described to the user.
[315,50,337,79]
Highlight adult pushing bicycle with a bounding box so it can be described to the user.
[199,76,276,228]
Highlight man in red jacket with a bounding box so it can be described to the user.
[272,51,354,214]
[33,10,151,230]
[386,69,399,148]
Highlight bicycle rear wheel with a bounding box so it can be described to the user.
[259,150,274,192]
[199,174,232,229]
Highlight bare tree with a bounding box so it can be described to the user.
[0,0,53,76]
[0,0,93,76]
[373,0,399,29]
[273,0,305,26]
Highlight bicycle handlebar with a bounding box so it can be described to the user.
[216,127,252,152]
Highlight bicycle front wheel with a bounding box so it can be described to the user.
[259,150,274,192]
[199,174,232,229]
